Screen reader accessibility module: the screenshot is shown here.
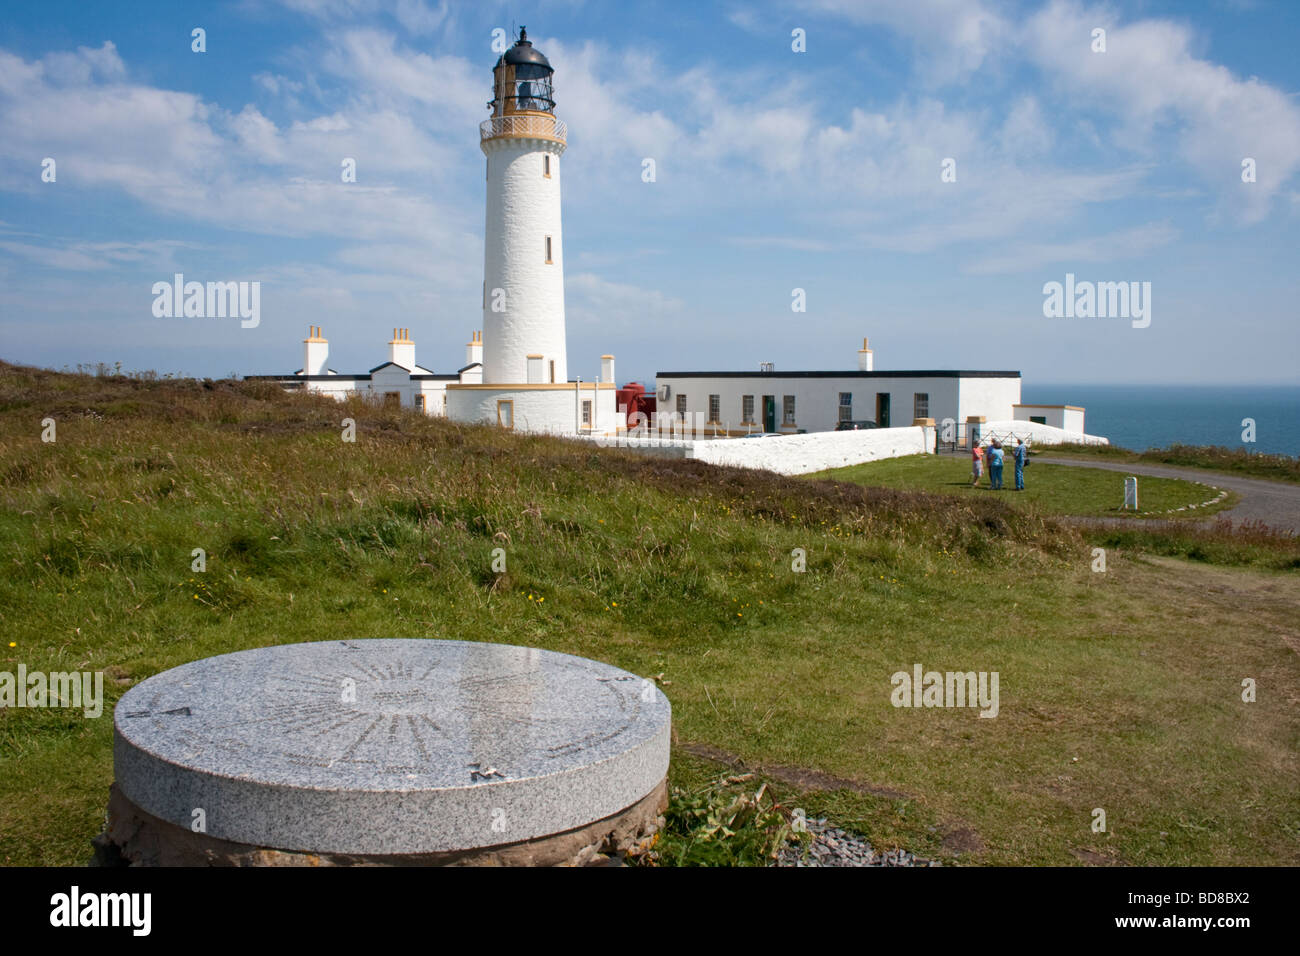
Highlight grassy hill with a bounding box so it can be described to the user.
[1,361,1297,866]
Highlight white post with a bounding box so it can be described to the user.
[1123,477,1138,510]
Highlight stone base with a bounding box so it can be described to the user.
[93,779,668,867]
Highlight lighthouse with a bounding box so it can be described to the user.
[445,27,617,434]
[481,27,566,384]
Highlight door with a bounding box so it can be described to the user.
[762,395,776,432]
[875,392,890,428]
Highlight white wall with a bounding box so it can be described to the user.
[1012,406,1088,435]
[482,138,567,384]
[585,425,929,476]
[446,384,618,435]
[981,420,1107,446]
[956,377,1022,423]
[300,378,362,402]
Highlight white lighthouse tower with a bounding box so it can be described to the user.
[446,27,617,434]
[482,27,566,384]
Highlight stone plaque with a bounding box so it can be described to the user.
[113,639,671,855]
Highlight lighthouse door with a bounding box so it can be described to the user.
[762,395,776,432]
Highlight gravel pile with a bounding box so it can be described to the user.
[774,817,939,867]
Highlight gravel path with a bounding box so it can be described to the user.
[773,818,938,867]
[1036,457,1300,535]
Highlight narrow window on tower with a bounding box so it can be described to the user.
[543,154,551,178]
[545,235,553,263]
[549,359,556,383]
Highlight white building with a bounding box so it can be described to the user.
[1013,404,1086,433]
[654,338,1024,436]
[248,325,466,414]
[250,30,619,436]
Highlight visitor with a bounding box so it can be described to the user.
[988,441,1004,490]
[1014,438,1028,491]
[971,442,983,487]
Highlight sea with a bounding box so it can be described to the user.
[1021,385,1300,457]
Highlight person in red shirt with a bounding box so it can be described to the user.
[971,443,983,487]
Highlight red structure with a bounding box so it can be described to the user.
[616,382,655,426]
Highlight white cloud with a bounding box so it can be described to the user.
[1019,0,1300,222]
[0,238,195,272]
[801,0,1008,82]
[964,222,1180,274]
[566,273,685,330]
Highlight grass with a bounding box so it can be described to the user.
[1045,442,1300,484]
[812,453,1237,518]
[1,360,1297,867]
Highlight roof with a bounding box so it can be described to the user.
[655,370,1022,379]
[245,374,370,382]
[500,28,551,70]
[458,361,483,373]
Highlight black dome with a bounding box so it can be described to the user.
[500,27,551,71]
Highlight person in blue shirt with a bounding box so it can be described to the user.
[1013,438,1028,490]
[988,441,1004,489]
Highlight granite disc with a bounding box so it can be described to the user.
[113,639,671,855]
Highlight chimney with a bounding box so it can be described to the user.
[466,330,483,367]
[303,325,328,375]
[601,354,615,384]
[388,327,415,370]
[857,336,873,372]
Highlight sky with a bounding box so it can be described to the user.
[1,0,1298,388]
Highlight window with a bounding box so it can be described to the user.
[708,394,720,423]
[497,400,514,429]
[415,394,425,412]
[1030,415,1047,425]
[913,393,929,419]
[676,394,687,416]
[742,395,755,423]
[543,154,551,178]
[545,236,553,263]
[527,355,544,384]
[783,395,796,425]
[581,400,592,426]
[838,392,852,422]
[384,391,400,408]
[549,359,555,383]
